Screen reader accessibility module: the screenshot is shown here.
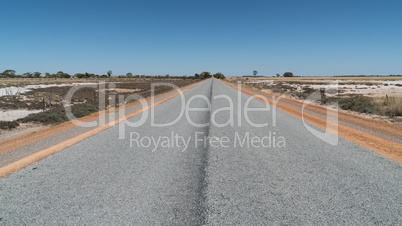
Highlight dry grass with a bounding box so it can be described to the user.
[374,96,402,117]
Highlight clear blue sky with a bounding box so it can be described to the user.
[1,0,401,77]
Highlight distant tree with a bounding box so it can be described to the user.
[253,70,258,76]
[75,73,85,78]
[56,71,63,78]
[107,70,112,77]
[276,73,281,77]
[33,72,41,78]
[44,72,51,77]
[165,74,170,78]
[194,73,200,79]
[126,72,133,77]
[200,71,212,79]
[283,72,294,77]
[1,69,16,77]
[22,72,33,78]
[213,72,225,79]
[56,71,71,78]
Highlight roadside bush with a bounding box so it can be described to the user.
[339,95,401,117]
[295,92,307,99]
[71,103,99,118]
[0,98,29,109]
[19,107,66,124]
[19,104,99,124]
[338,96,375,114]
[283,72,294,77]
[0,121,19,130]
[374,96,402,117]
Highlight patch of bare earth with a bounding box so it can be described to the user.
[0,123,50,143]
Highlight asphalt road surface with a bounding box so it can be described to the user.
[1,79,401,225]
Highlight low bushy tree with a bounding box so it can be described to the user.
[213,72,225,79]
[200,71,212,79]
[1,69,16,78]
[283,72,294,77]
[253,70,258,76]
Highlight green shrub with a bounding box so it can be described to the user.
[339,96,375,113]
[283,72,294,77]
[19,104,99,124]
[296,92,307,99]
[71,103,99,118]
[0,121,19,130]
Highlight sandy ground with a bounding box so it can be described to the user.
[0,109,43,121]
[0,123,50,143]
[239,78,402,126]
[245,80,402,97]
[0,83,98,97]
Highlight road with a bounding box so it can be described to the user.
[1,79,401,224]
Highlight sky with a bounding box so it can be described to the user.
[0,0,401,77]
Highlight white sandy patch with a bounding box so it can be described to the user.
[249,80,402,98]
[0,109,43,121]
[383,81,402,85]
[0,83,98,97]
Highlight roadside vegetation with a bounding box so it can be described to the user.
[240,76,402,121]
[0,72,208,131]
[0,121,19,130]
[1,69,225,80]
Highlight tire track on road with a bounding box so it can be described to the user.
[198,78,214,225]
